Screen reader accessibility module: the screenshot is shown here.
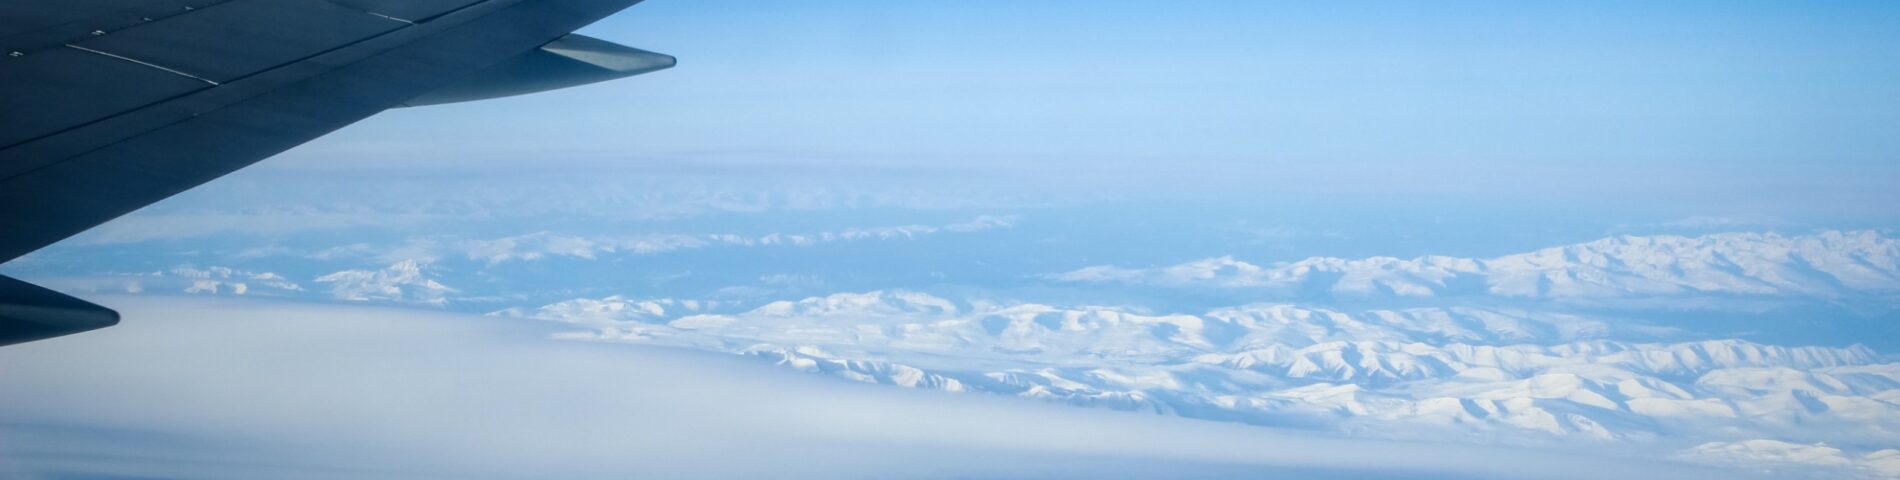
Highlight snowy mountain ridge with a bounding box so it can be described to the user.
[315,260,457,305]
[517,290,1899,452]
[1054,230,1900,301]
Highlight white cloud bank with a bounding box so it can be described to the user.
[0,297,1721,480]
[25,265,305,298]
[1677,440,1900,479]
[448,215,1020,264]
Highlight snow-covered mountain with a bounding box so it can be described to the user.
[516,290,1899,454]
[316,260,457,305]
[1054,231,1900,302]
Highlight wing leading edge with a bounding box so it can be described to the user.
[0,0,674,345]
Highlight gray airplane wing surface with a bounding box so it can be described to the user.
[0,0,675,346]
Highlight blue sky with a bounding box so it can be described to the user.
[17,0,1897,307]
[257,0,1900,224]
[336,0,1900,165]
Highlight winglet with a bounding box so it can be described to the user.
[400,33,675,107]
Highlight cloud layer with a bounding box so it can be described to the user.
[0,297,1713,479]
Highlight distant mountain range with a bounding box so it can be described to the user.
[1054,231,1900,302]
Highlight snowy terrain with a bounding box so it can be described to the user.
[488,231,1900,479]
[1054,231,1900,303]
[17,224,1900,477]
[512,292,1897,445]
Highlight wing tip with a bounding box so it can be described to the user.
[0,274,119,347]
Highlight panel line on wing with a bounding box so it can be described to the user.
[64,44,219,86]
[309,0,489,24]
[365,12,418,25]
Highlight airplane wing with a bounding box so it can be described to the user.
[0,0,675,346]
